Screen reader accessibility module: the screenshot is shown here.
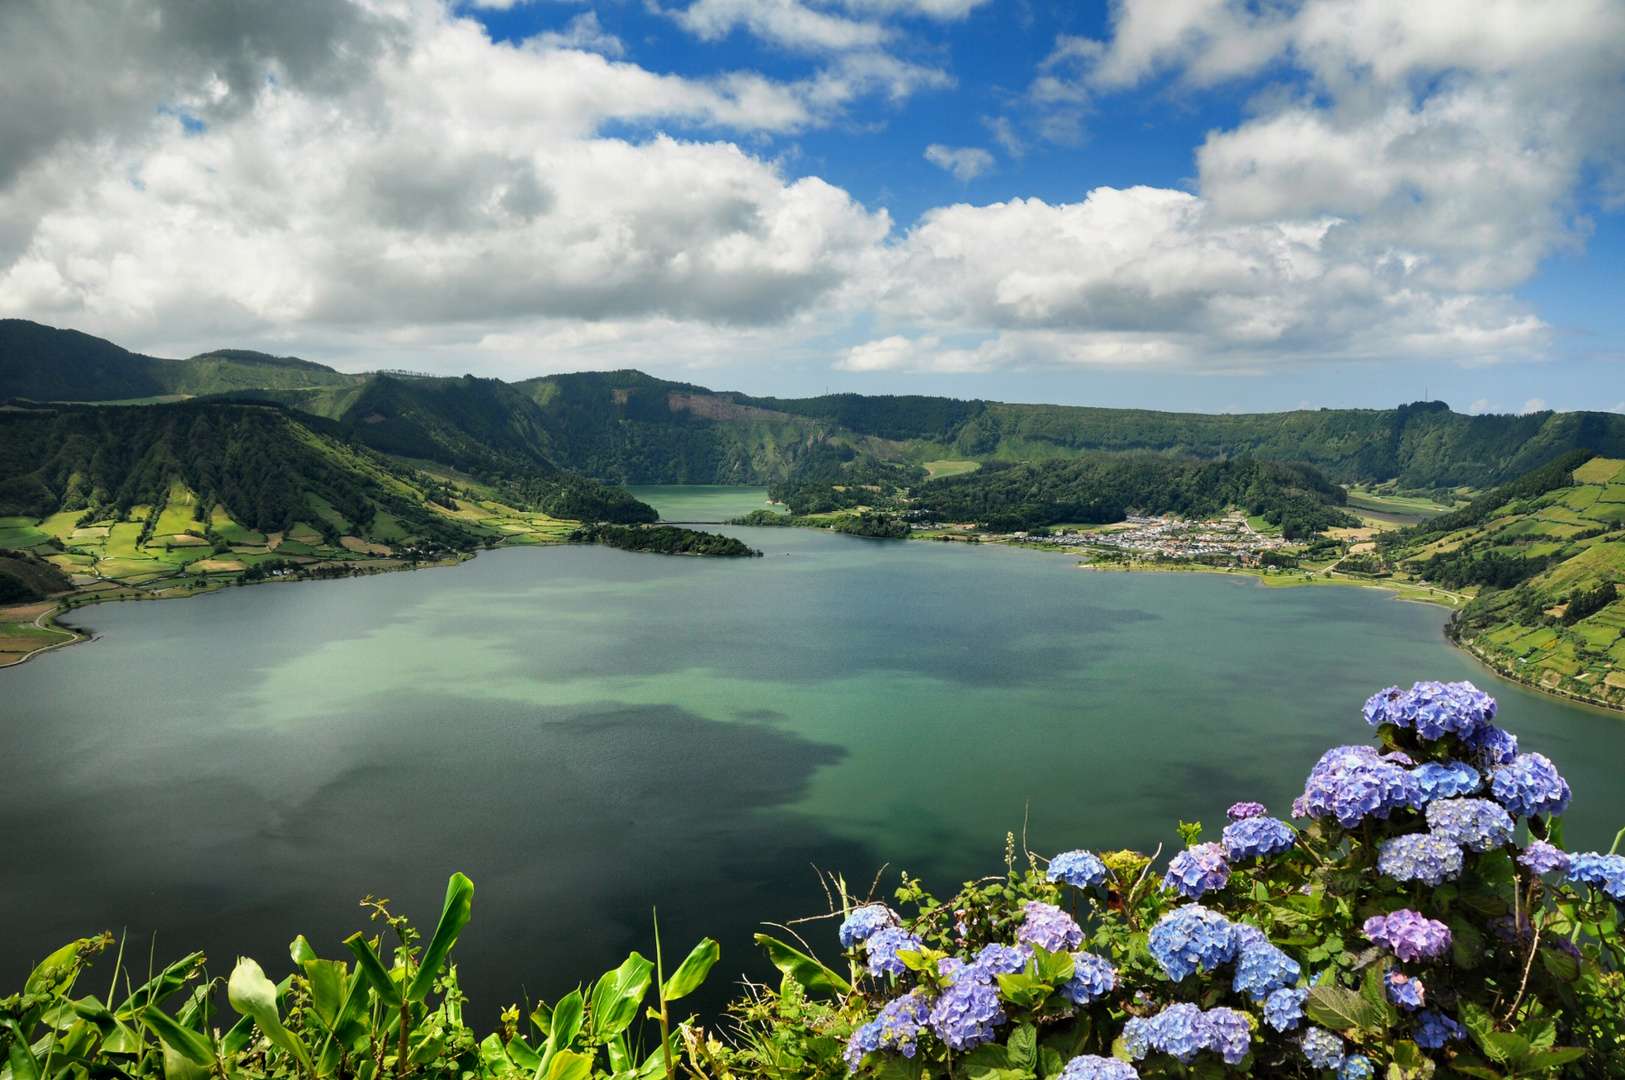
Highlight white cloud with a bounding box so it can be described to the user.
[923,145,993,181]
[1468,398,1492,414]
[532,11,624,57]
[1522,397,1549,414]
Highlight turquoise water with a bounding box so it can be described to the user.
[626,484,785,521]
[3,486,1622,1018]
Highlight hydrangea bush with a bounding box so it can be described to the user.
[729,681,1625,1079]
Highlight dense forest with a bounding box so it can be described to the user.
[767,443,926,514]
[567,523,760,556]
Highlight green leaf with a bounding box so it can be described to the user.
[550,990,584,1050]
[995,973,1051,1010]
[406,872,474,1003]
[290,936,318,966]
[1359,966,1396,1030]
[3,1019,42,1080]
[1481,1033,1530,1064]
[139,1008,215,1067]
[1304,984,1379,1033]
[303,960,350,1029]
[343,934,403,1009]
[1007,1024,1037,1071]
[221,1014,257,1056]
[507,1037,542,1073]
[24,942,82,995]
[589,953,655,1038]
[545,1049,592,1080]
[754,935,851,995]
[1030,946,1074,985]
[1036,1047,1064,1080]
[1515,1047,1587,1070]
[661,938,720,1002]
[1537,946,1580,982]
[115,953,207,1019]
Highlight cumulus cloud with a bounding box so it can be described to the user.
[1522,397,1550,414]
[923,145,993,181]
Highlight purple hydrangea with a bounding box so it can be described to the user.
[1299,745,1421,827]
[1016,901,1084,953]
[1223,816,1296,861]
[1121,1004,1248,1065]
[1426,797,1515,852]
[1412,1010,1465,1049]
[1302,1027,1345,1070]
[1058,1056,1139,1080]
[1519,839,1571,875]
[1384,971,1425,1011]
[1363,910,1452,962]
[1363,681,1494,740]
[928,970,1004,1050]
[845,990,930,1069]
[972,943,1032,978]
[1410,761,1482,802]
[1048,850,1109,889]
[1491,753,1572,819]
[1059,952,1117,1006]
[1147,905,1236,982]
[840,905,900,948]
[1264,987,1308,1031]
[864,926,924,977]
[1377,833,1464,886]
[1464,722,1519,766]
[1233,940,1300,1001]
[1566,852,1625,900]
[1165,843,1231,899]
[1227,801,1268,821]
[1340,1055,1374,1080]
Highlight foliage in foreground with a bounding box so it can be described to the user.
[734,681,1625,1080]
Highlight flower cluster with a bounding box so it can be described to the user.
[1567,852,1625,900]
[1302,1026,1346,1069]
[1363,680,1495,740]
[926,958,1004,1050]
[840,905,900,948]
[1377,833,1465,887]
[1383,971,1425,1011]
[1232,937,1301,1002]
[1047,850,1109,889]
[1425,797,1514,852]
[1363,910,1452,962]
[1412,1010,1465,1049]
[1519,839,1571,875]
[1122,1003,1250,1065]
[1057,1056,1138,1080]
[1164,843,1230,899]
[1016,902,1083,952]
[864,926,923,976]
[1410,760,1481,801]
[1489,753,1573,819]
[1222,815,1295,860]
[1060,952,1117,1006]
[1263,987,1308,1031]
[1147,905,1237,982]
[1296,745,1420,827]
[844,991,930,1068]
[1226,801,1267,821]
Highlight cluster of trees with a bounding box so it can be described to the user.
[0,551,72,603]
[829,512,911,539]
[567,524,760,557]
[766,443,925,515]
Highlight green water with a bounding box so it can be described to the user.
[627,484,786,521]
[3,486,1622,1018]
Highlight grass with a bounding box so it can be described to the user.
[1572,457,1625,484]
[922,460,981,479]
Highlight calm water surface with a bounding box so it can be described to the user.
[4,486,1623,1019]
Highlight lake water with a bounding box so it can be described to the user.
[4,485,1623,1022]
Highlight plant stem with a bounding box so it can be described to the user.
[655,909,674,1080]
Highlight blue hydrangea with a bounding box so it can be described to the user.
[1363,681,1494,740]
[1410,761,1482,802]
[1566,852,1625,900]
[1491,753,1572,818]
[1148,905,1235,982]
[1203,1008,1251,1066]
[1363,910,1452,962]
[1384,971,1425,1011]
[1264,987,1308,1031]
[1340,1055,1374,1080]
[840,905,900,948]
[1059,952,1116,1006]
[927,970,1004,1050]
[1302,1027,1346,1070]
[844,990,930,1069]
[1426,797,1514,852]
[1058,1056,1138,1080]
[1519,839,1571,875]
[1299,745,1421,827]
[1412,1010,1465,1049]
[865,926,924,977]
[1226,801,1268,821]
[1465,723,1519,766]
[1222,816,1296,861]
[1233,940,1301,1001]
[1120,1016,1150,1060]
[972,943,1032,978]
[1229,921,1267,951]
[1119,1004,1246,1065]
[1017,901,1084,953]
[1165,843,1231,899]
[1378,833,1464,886]
[1048,850,1109,889]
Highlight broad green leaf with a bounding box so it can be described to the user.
[589,954,654,1038]
[545,1049,592,1080]
[140,1007,214,1067]
[115,953,207,1018]
[228,958,311,1068]
[1304,984,1379,1033]
[1538,946,1580,982]
[1481,1032,1529,1063]
[303,959,350,1029]
[162,1037,212,1080]
[550,990,584,1050]
[661,939,720,1002]
[1007,1024,1037,1071]
[480,1034,511,1072]
[1358,965,1396,1030]
[343,934,403,1009]
[1030,946,1074,985]
[24,942,82,995]
[221,1014,256,1056]
[1037,1047,1065,1080]
[995,973,1051,1010]
[1448,1063,1503,1080]
[754,935,851,995]
[408,1032,446,1065]
[1516,1047,1587,1069]
[406,873,474,1003]
[290,936,318,966]
[606,1034,632,1075]
[507,1037,542,1072]
[4,1019,42,1080]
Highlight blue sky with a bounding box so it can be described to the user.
[1,0,1622,414]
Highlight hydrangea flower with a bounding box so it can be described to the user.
[865,926,924,977]
[1412,1010,1465,1049]
[1363,681,1494,740]
[1490,753,1572,819]
[1165,843,1231,899]
[1519,839,1571,875]
[1060,952,1116,1006]
[928,970,1004,1050]
[1465,723,1519,766]
[1226,801,1268,821]
[840,905,900,948]
[1426,798,1514,852]
[1048,850,1109,889]
[1384,971,1425,1011]
[845,990,930,1069]
[1120,1004,1247,1065]
[1298,745,1421,827]
[1340,1055,1374,1080]
[1223,816,1296,861]
[1058,1056,1139,1080]
[1410,761,1482,802]
[1363,910,1452,962]
[1264,987,1308,1031]
[1233,940,1300,1001]
[1302,1027,1346,1070]
[1202,1008,1251,1066]
[1147,905,1235,982]
[1378,833,1464,886]
[1016,901,1084,952]
[1567,852,1625,900]
[972,943,1032,978]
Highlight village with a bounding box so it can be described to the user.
[1015,514,1298,563]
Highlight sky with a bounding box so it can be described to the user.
[1,0,1623,414]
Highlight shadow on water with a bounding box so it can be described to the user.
[0,698,872,1025]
